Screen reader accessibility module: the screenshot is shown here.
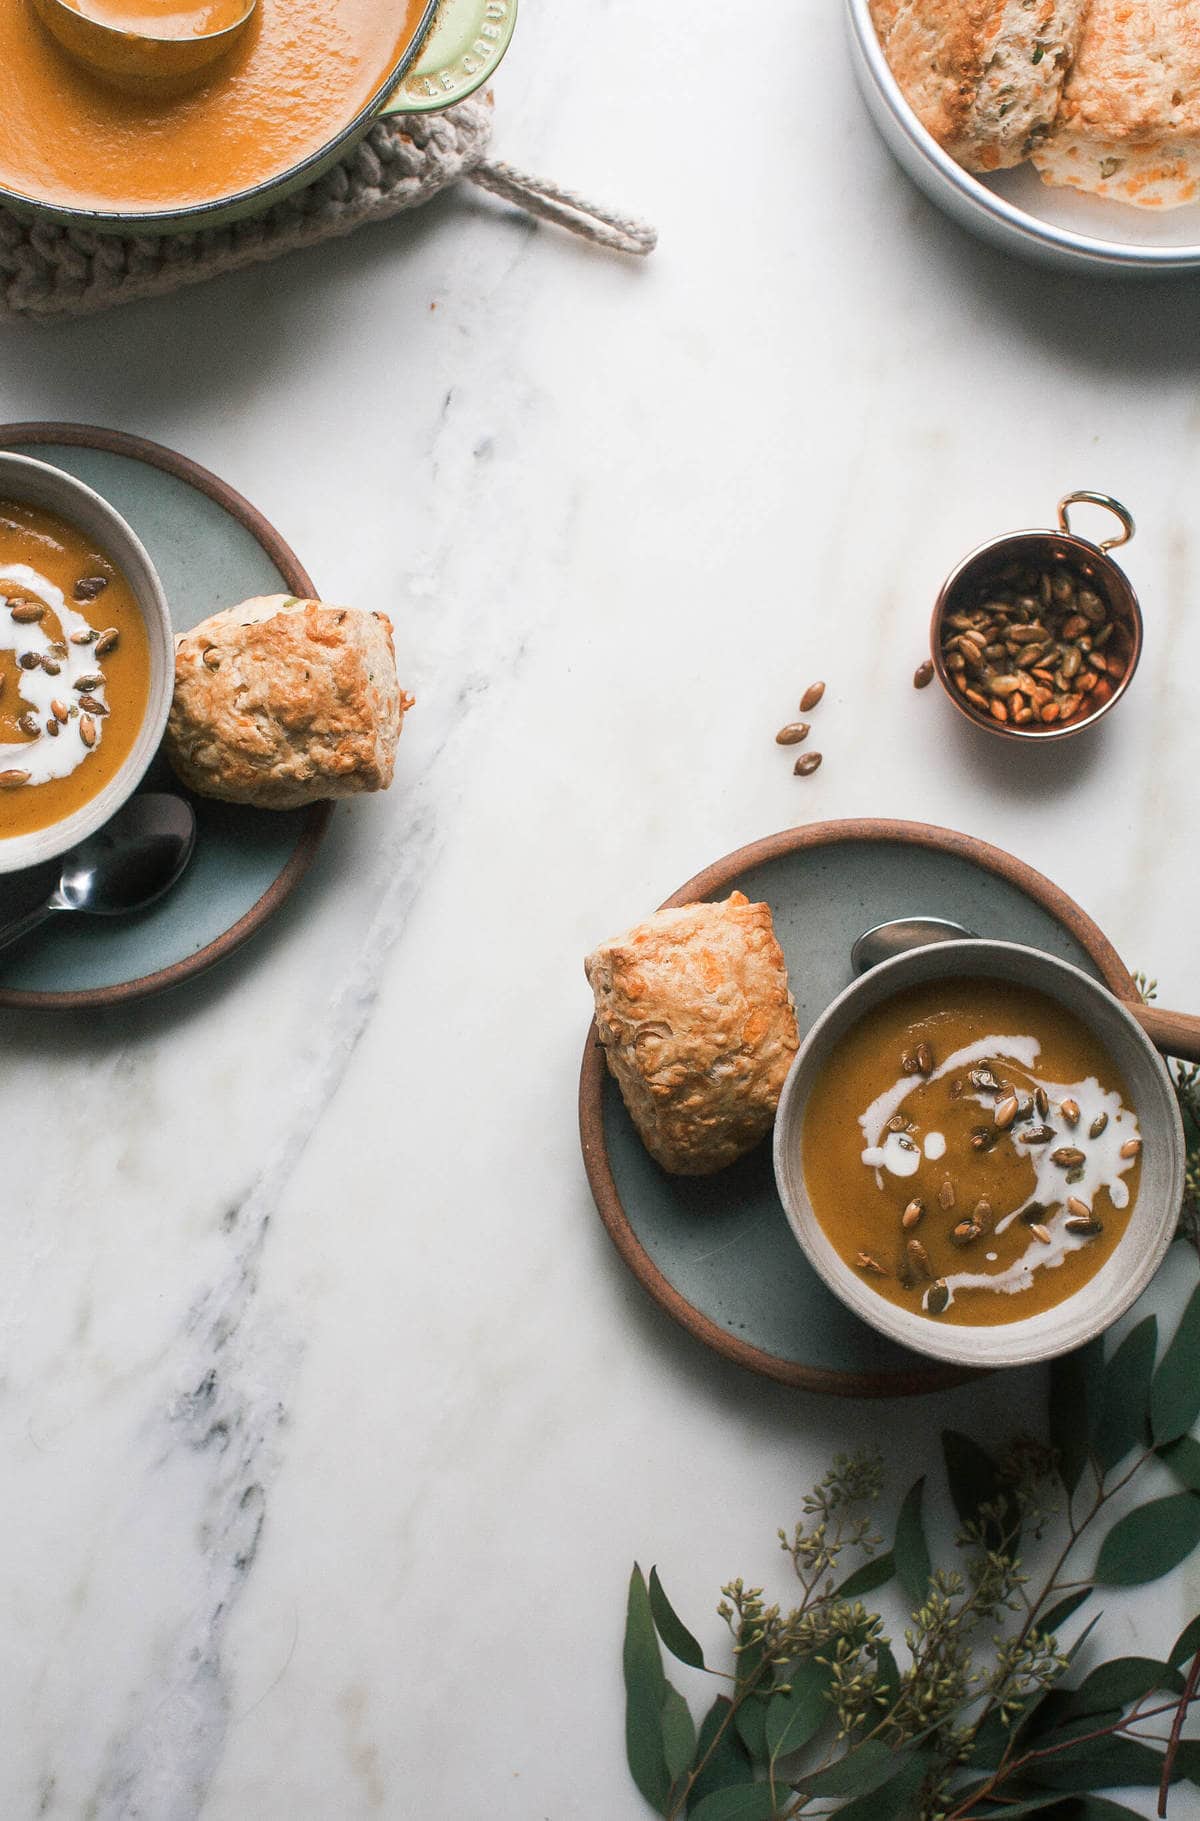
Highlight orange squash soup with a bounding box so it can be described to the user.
[803,979,1143,1327]
[0,500,151,838]
[0,0,426,213]
[59,0,250,35]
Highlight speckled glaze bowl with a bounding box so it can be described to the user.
[1,0,517,235]
[773,940,1185,1370]
[0,452,173,876]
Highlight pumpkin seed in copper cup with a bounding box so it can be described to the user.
[930,492,1142,742]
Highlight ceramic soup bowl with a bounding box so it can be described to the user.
[0,452,173,876]
[773,940,1185,1369]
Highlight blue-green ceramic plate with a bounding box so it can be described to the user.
[579,820,1136,1396]
[0,424,329,1008]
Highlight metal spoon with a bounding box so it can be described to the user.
[31,0,255,90]
[850,914,1200,1065]
[0,792,196,956]
[851,916,975,975]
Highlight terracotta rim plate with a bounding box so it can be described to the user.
[579,819,1137,1398]
[0,423,330,1009]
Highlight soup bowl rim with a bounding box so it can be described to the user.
[772,938,1185,1369]
[0,450,173,876]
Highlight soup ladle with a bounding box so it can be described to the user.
[850,915,1200,1065]
[0,792,196,956]
[31,0,256,90]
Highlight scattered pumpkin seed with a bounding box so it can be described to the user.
[1089,1112,1108,1139]
[1051,1147,1085,1168]
[1120,1137,1142,1159]
[901,1198,925,1230]
[1029,1223,1053,1245]
[914,660,935,689]
[994,1094,1019,1130]
[907,1238,934,1280]
[927,1280,950,1314]
[793,751,822,777]
[799,680,825,712]
[775,721,810,745]
[1060,1098,1080,1126]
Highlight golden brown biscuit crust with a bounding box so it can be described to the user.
[873,0,1087,172]
[584,892,800,1177]
[166,595,412,809]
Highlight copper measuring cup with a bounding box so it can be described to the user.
[931,492,1142,742]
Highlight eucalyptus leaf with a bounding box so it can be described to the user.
[1160,1432,1200,1493]
[793,1736,898,1798]
[894,1475,932,1605]
[1036,1588,1093,1640]
[832,1750,928,1819]
[733,1692,768,1768]
[764,1659,829,1766]
[649,1567,706,1670]
[1151,1282,1200,1446]
[1051,1337,1104,1495]
[1021,1732,1167,1789]
[875,1642,901,1711]
[624,1565,671,1812]
[1093,1314,1157,1473]
[687,1785,776,1821]
[688,1697,753,1808]
[661,1683,697,1788]
[1060,1655,1181,1719]
[1170,1612,1200,1670]
[835,1548,895,1599]
[1094,1491,1200,1587]
[942,1430,1015,1549]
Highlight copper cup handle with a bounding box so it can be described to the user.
[1057,491,1135,552]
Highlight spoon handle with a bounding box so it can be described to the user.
[1131,1003,1200,1067]
[0,900,55,957]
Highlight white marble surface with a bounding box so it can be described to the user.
[1,2,1199,1815]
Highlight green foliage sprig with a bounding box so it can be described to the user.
[623,1051,1200,1820]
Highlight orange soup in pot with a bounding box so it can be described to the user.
[0,0,426,213]
[0,499,151,838]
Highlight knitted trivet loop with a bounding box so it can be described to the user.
[0,96,655,323]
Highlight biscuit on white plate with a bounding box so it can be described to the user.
[1032,0,1200,207]
[166,595,413,809]
[585,892,799,1176]
[872,0,1089,172]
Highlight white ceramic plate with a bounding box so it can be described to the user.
[846,0,1200,276]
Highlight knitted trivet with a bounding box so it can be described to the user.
[0,96,656,324]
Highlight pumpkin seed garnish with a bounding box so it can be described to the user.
[1065,1215,1103,1238]
[994,1094,1019,1130]
[1120,1137,1142,1159]
[1034,1086,1049,1119]
[952,1219,983,1246]
[1089,1112,1109,1139]
[1022,1125,1055,1145]
[856,1251,889,1276]
[901,1198,925,1230]
[913,660,935,689]
[16,712,38,736]
[1066,1196,1092,1220]
[77,694,107,716]
[79,715,97,749]
[73,576,109,603]
[926,1279,950,1314]
[970,1125,997,1152]
[1060,1098,1080,1126]
[70,627,99,645]
[1028,1223,1053,1245]
[938,1178,956,1210]
[907,1238,934,1280]
[0,769,30,787]
[1051,1146,1085,1168]
[969,1066,1003,1093]
[886,1113,908,1132]
[9,600,44,623]
[915,1042,934,1076]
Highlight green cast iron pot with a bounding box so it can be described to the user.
[1,0,517,235]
